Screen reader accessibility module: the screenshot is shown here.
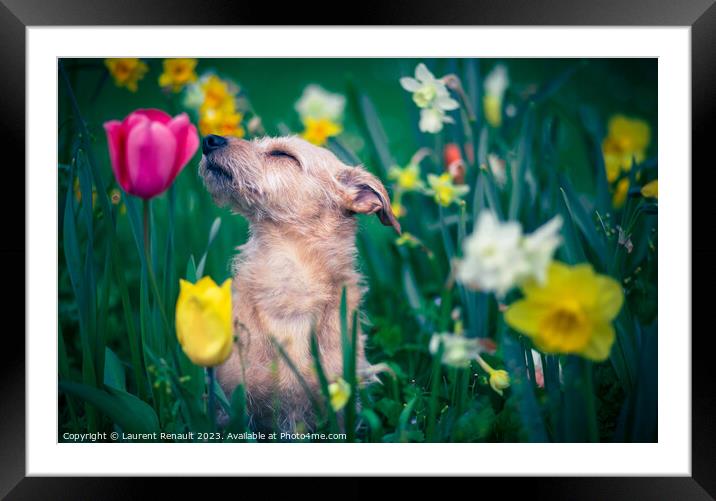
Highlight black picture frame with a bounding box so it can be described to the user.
[3,0,712,496]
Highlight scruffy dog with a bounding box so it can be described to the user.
[199,134,400,432]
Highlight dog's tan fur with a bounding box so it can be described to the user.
[199,136,400,431]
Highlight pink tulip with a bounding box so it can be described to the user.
[104,109,199,199]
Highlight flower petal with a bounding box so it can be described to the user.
[580,321,616,361]
[125,120,177,199]
[415,63,433,83]
[103,120,129,191]
[592,275,624,320]
[437,96,460,111]
[168,113,200,178]
[399,77,421,92]
[132,108,173,124]
[504,299,549,336]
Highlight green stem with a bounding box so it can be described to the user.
[583,360,599,442]
[207,367,217,432]
[142,199,172,336]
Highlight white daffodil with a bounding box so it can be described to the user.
[457,211,529,298]
[295,84,346,122]
[419,107,455,134]
[484,64,509,98]
[483,64,510,127]
[429,333,483,368]
[456,211,563,297]
[401,63,460,111]
[521,215,563,284]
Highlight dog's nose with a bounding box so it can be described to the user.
[202,134,228,155]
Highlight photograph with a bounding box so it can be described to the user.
[57,57,658,444]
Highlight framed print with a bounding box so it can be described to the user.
[3,0,713,496]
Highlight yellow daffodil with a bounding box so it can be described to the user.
[389,163,424,191]
[328,378,351,411]
[175,277,233,367]
[159,58,198,93]
[104,58,148,92]
[199,104,245,138]
[427,173,469,207]
[612,178,630,208]
[200,75,236,112]
[641,179,658,199]
[602,115,651,183]
[505,262,624,362]
[301,117,342,146]
[391,200,406,218]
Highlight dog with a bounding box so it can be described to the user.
[199,134,400,432]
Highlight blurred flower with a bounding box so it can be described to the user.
[301,117,342,146]
[444,143,466,184]
[391,197,406,218]
[104,109,199,199]
[400,63,458,110]
[505,262,624,361]
[429,333,482,368]
[457,211,526,297]
[295,84,346,122]
[109,188,122,205]
[104,58,148,92]
[419,107,455,134]
[486,153,507,187]
[483,64,509,127]
[489,370,511,396]
[612,178,630,208]
[328,378,351,411]
[247,116,264,135]
[389,163,424,191]
[159,58,198,93]
[602,115,651,183]
[200,74,238,112]
[175,277,233,367]
[457,212,562,297]
[521,215,564,284]
[427,173,469,206]
[199,104,245,138]
[641,179,658,199]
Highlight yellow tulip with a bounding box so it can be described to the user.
[175,277,233,367]
[505,262,624,362]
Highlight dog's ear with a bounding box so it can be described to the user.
[337,167,401,235]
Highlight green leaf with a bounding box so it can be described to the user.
[103,348,126,391]
[59,381,160,434]
[186,254,198,282]
[559,176,608,270]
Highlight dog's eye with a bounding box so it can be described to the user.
[268,150,297,162]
